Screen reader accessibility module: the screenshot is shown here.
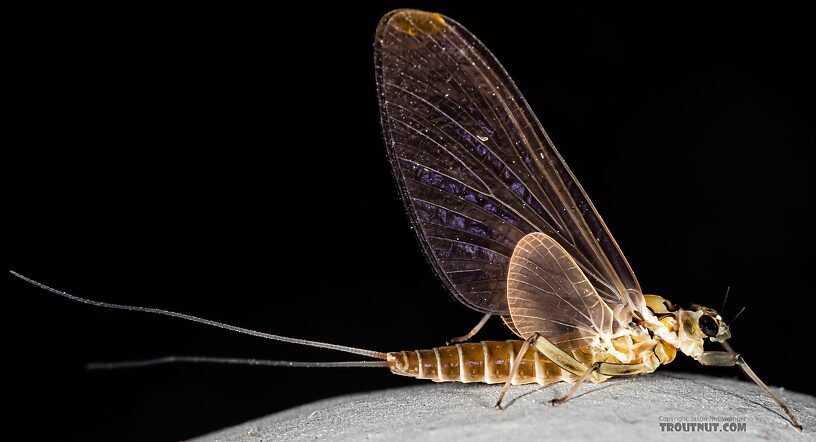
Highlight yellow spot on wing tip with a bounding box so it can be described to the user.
[390,10,447,36]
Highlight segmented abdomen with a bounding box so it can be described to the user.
[386,340,575,385]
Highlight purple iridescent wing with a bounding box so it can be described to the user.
[375,10,645,320]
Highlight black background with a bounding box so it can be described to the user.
[7,2,812,440]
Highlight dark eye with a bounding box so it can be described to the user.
[698,315,719,337]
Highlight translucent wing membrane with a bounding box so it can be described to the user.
[375,10,645,319]
[508,232,614,350]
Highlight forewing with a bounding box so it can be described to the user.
[508,232,614,351]
[375,10,644,316]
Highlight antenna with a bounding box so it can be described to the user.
[720,286,731,313]
[729,306,746,325]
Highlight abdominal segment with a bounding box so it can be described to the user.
[387,340,579,385]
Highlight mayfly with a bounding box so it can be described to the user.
[10,9,802,430]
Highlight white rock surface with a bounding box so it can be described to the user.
[194,372,815,441]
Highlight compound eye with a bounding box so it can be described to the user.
[698,314,719,337]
